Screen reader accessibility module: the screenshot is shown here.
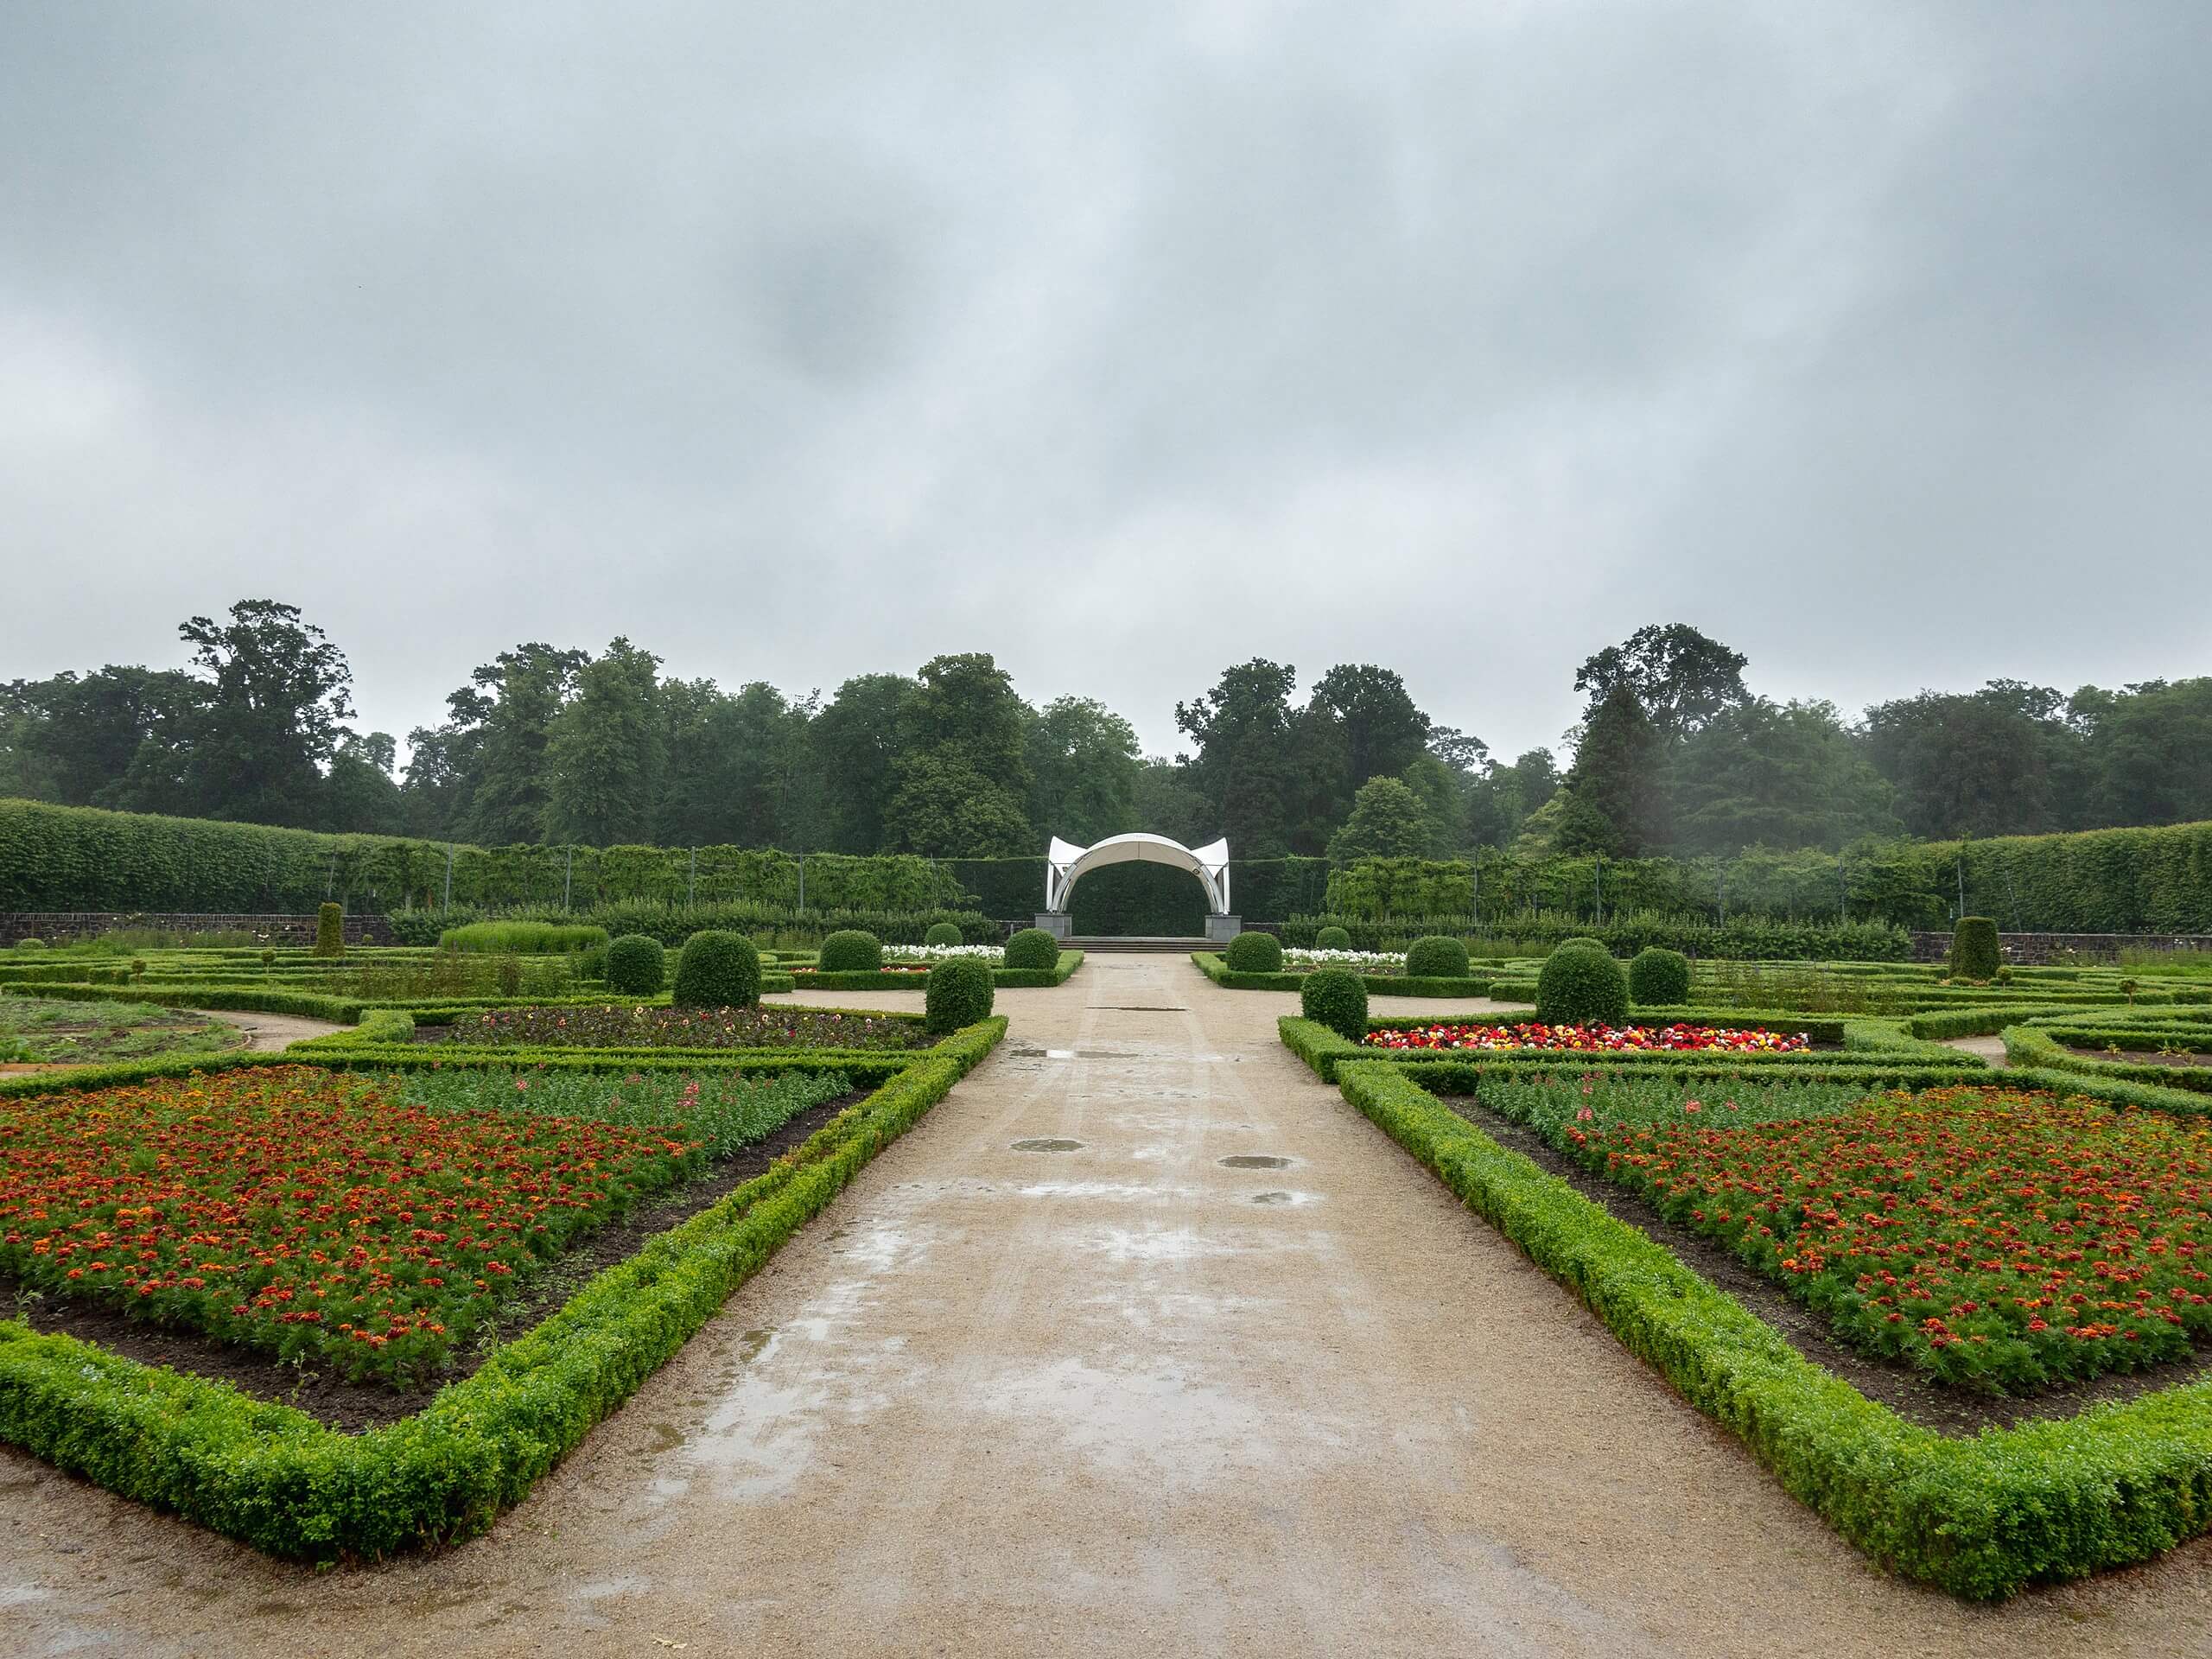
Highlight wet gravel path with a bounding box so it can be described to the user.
[2,957,2209,1656]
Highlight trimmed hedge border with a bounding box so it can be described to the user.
[1326,1057,2212,1599]
[0,1016,1007,1558]
[1189,950,1501,1000]
[784,950,1083,993]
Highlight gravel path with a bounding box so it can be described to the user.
[1940,1033,2012,1067]
[1,957,2207,1656]
[178,1008,347,1052]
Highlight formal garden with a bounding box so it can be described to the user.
[1272,919,2212,1598]
[3,795,2212,1599]
[0,919,1007,1557]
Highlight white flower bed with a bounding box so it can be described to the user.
[1283,948,1406,969]
[885,944,1006,964]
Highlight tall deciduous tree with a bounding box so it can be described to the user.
[1027,696,1141,844]
[1574,623,1749,741]
[809,672,916,853]
[176,600,356,826]
[1668,699,1899,854]
[883,653,1033,855]
[1175,658,1300,856]
[543,638,664,845]
[1860,681,2083,839]
[461,644,589,845]
[1326,775,1438,864]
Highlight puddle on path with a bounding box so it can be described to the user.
[1218,1154,1290,1169]
[1010,1137,1085,1153]
[1248,1190,1320,1206]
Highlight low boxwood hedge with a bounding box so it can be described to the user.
[1190,952,1500,1000]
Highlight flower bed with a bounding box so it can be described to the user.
[789,963,931,977]
[1363,1021,1811,1054]
[885,944,1004,964]
[0,1066,715,1386]
[435,1004,926,1051]
[1526,1079,2212,1392]
[1284,948,1405,972]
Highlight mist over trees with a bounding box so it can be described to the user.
[6,602,2211,861]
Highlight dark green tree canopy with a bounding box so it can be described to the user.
[1574,623,1749,741]
[1561,681,1667,855]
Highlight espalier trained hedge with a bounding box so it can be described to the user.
[390,899,991,948]
[1277,910,1910,962]
[1316,826,2212,933]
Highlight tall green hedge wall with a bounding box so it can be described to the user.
[8,798,2208,933]
[0,799,965,914]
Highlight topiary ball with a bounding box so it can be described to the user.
[1627,947,1690,1007]
[605,933,666,995]
[1535,941,1629,1027]
[1003,927,1061,972]
[1314,925,1352,951]
[672,930,762,1008]
[925,958,995,1033]
[925,921,963,948]
[1950,916,1999,981]
[14,938,43,950]
[819,930,884,973]
[1301,967,1368,1041]
[1224,931,1284,973]
[1404,935,1470,979]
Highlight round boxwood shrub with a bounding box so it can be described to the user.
[1951,916,2000,981]
[1404,935,1470,979]
[672,929,762,1009]
[1003,927,1061,972]
[1535,941,1629,1027]
[605,933,666,995]
[1224,931,1284,973]
[1314,925,1352,951]
[1301,967,1368,1041]
[925,921,963,948]
[14,938,43,950]
[1627,946,1690,1007]
[925,958,995,1033]
[819,929,884,973]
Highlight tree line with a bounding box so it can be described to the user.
[4,603,2209,861]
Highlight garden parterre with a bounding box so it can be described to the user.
[428,1003,926,1051]
[1363,1020,1812,1055]
[0,984,1007,1558]
[1282,968,2212,1597]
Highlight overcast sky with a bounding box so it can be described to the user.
[4,1,2209,768]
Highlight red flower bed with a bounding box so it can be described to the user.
[0,1067,698,1387]
[1363,1021,1810,1054]
[1559,1085,2212,1391]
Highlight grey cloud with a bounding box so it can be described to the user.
[2,0,2206,767]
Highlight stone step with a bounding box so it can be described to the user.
[1063,937,1211,952]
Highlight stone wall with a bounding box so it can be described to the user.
[1908,930,2212,964]
[0,912,396,947]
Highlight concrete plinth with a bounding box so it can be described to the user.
[1204,913,1242,944]
[1033,912,1072,939]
